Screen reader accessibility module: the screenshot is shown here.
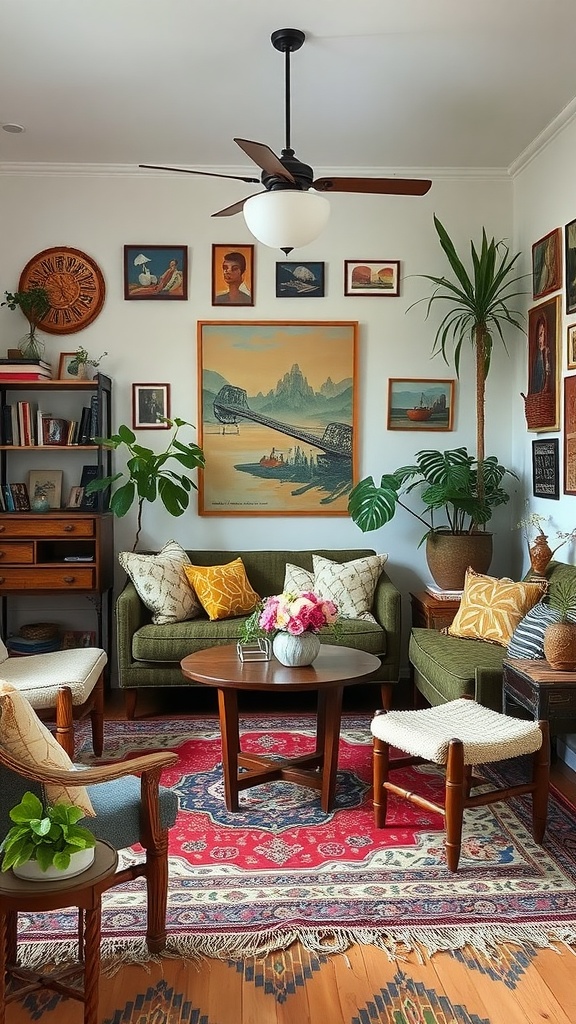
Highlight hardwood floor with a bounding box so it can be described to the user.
[7,687,576,1024]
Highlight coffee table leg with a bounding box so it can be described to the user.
[319,686,344,812]
[218,687,240,811]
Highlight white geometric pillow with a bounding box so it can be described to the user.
[118,540,202,625]
[283,562,314,594]
[0,682,94,816]
[312,553,388,621]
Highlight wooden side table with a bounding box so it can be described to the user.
[502,659,576,731]
[0,840,118,1024]
[410,591,461,631]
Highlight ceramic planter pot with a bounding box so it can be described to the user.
[272,631,321,667]
[425,531,493,590]
[543,622,576,671]
[12,845,95,881]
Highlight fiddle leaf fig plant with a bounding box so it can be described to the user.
[0,791,95,873]
[86,417,205,551]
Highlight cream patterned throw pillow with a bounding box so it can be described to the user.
[447,568,548,646]
[119,540,202,625]
[0,682,94,815]
[312,553,388,621]
[283,562,314,594]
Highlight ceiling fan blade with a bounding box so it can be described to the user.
[234,139,296,184]
[139,163,260,184]
[313,176,432,196]
[211,195,260,218]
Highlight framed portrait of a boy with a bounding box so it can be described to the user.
[532,228,561,300]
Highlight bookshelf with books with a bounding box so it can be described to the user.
[0,374,114,666]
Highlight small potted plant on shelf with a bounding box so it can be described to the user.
[1,288,51,360]
[66,346,108,380]
[0,790,96,880]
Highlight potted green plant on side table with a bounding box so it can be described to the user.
[0,790,96,881]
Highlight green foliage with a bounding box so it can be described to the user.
[548,575,576,623]
[2,287,51,360]
[0,791,95,873]
[67,346,107,375]
[348,447,516,541]
[86,417,205,550]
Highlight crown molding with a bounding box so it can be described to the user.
[509,97,576,177]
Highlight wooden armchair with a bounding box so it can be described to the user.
[0,745,179,955]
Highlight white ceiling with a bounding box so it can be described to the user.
[1,0,576,177]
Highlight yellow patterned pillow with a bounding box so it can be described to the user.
[447,568,548,646]
[183,558,260,621]
[0,682,94,816]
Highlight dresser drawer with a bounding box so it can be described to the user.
[0,542,34,563]
[0,567,95,590]
[0,517,95,539]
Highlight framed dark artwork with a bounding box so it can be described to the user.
[211,244,254,306]
[123,245,187,300]
[132,383,170,429]
[565,218,576,315]
[387,378,454,431]
[568,325,576,370]
[197,320,358,515]
[344,260,400,297]
[275,261,325,297]
[564,375,576,495]
[523,296,561,432]
[532,438,560,499]
[532,228,562,300]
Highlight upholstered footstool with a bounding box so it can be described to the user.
[371,698,550,871]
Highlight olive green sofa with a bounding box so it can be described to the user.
[408,559,576,714]
[116,548,401,718]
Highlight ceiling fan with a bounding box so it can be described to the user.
[140,29,432,248]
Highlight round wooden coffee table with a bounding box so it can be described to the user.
[181,643,380,812]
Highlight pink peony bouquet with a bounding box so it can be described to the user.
[243,590,339,640]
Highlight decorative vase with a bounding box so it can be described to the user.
[12,846,95,881]
[272,631,321,667]
[74,362,90,380]
[425,531,493,591]
[30,495,51,513]
[543,622,576,671]
[529,534,553,577]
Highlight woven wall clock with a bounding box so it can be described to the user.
[18,246,106,334]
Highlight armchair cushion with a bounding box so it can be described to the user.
[87,775,178,850]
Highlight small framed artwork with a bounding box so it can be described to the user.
[58,352,81,380]
[568,325,576,369]
[344,260,400,297]
[28,469,63,509]
[123,245,188,300]
[275,261,325,297]
[211,244,254,306]
[532,228,562,300]
[564,375,576,494]
[524,296,561,431]
[61,630,96,650]
[565,218,576,315]
[66,485,85,509]
[132,383,171,429]
[387,378,454,431]
[532,438,560,499]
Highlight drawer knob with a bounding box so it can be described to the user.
[0,552,4,558]
[0,525,5,533]
[0,577,4,584]
[63,575,75,584]
[64,525,74,532]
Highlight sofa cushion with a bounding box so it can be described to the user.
[183,558,260,621]
[313,553,388,621]
[409,628,506,702]
[118,540,201,625]
[447,569,547,647]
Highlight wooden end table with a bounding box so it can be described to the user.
[0,840,118,1024]
[410,591,461,631]
[502,658,576,730]
[181,643,381,813]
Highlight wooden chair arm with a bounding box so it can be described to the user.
[0,748,178,787]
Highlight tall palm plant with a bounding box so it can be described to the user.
[414,215,526,496]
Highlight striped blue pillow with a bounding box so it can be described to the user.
[507,602,562,659]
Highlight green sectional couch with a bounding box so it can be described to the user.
[409,559,576,713]
[116,548,401,717]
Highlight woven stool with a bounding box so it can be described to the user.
[371,698,550,872]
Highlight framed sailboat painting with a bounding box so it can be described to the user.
[387,378,455,431]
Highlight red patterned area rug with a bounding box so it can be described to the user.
[17,714,576,967]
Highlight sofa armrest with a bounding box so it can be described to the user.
[116,580,149,677]
[474,667,505,712]
[372,570,402,682]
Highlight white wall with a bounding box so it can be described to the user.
[0,169,515,665]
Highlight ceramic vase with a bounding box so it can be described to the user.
[528,534,553,577]
[12,845,95,881]
[272,631,321,667]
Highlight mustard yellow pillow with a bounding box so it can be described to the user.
[447,568,548,646]
[183,558,260,621]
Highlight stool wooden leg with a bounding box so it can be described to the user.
[82,904,102,1024]
[55,686,75,758]
[444,739,465,872]
[532,720,550,844]
[89,673,104,757]
[373,736,390,828]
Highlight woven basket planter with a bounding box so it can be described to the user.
[425,531,493,591]
[543,622,576,671]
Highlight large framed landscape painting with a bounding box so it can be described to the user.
[197,321,358,515]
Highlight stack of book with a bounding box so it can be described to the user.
[425,583,464,600]
[0,357,53,381]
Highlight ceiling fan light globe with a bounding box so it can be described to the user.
[243,190,330,251]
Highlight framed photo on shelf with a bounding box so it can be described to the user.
[344,260,400,297]
[532,438,560,499]
[28,469,63,509]
[197,320,357,516]
[531,228,562,300]
[275,261,325,297]
[565,219,576,315]
[132,383,170,429]
[211,244,254,306]
[58,352,81,380]
[523,296,561,432]
[123,245,187,300]
[568,325,576,369]
[387,378,454,431]
[565,375,576,494]
[66,485,85,509]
